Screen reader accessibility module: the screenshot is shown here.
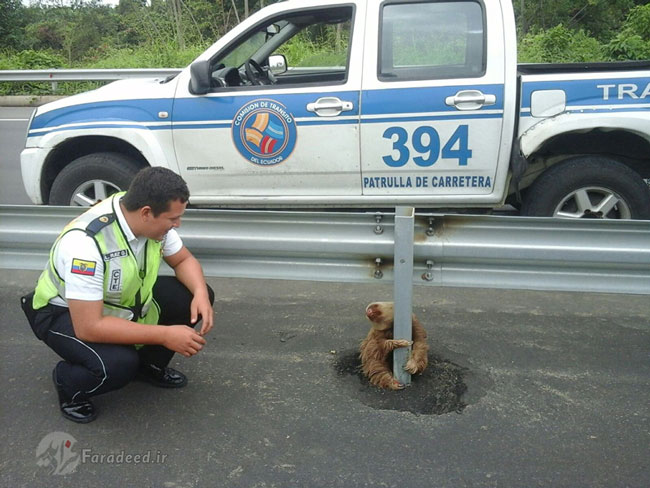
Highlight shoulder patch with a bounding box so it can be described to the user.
[71,258,96,276]
[86,213,116,236]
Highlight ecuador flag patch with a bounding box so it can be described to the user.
[71,258,96,276]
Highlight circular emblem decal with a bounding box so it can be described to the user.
[232,99,297,166]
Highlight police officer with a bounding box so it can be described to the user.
[21,167,214,423]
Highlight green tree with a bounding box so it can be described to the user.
[0,0,25,49]
[518,24,605,63]
[2,0,647,93]
[515,0,648,40]
[607,4,650,60]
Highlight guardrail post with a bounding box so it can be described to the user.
[393,206,415,387]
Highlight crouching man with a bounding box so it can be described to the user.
[20,167,214,423]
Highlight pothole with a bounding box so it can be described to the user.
[333,349,482,415]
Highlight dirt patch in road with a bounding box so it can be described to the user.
[333,350,473,415]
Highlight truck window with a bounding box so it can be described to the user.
[211,6,354,88]
[379,0,485,81]
[276,18,351,74]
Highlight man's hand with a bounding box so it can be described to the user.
[191,290,214,336]
[165,246,214,336]
[162,325,207,357]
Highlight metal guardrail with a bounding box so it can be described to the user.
[0,68,182,82]
[0,67,325,83]
[0,68,183,93]
[2,205,649,295]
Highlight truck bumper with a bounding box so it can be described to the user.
[20,147,45,204]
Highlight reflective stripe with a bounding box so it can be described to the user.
[45,256,65,298]
[141,300,151,317]
[98,227,123,305]
[103,303,135,321]
[50,330,107,401]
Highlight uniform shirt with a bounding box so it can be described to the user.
[50,201,183,307]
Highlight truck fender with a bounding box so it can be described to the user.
[38,126,175,172]
[519,112,650,158]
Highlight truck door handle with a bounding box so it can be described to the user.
[445,90,497,111]
[306,97,354,117]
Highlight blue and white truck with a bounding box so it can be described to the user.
[20,0,650,218]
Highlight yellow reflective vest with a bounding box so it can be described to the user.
[33,193,161,326]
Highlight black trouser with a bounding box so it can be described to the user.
[22,277,214,402]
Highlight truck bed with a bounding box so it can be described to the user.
[518,60,650,75]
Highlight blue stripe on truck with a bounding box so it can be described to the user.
[31,81,647,135]
[520,77,650,109]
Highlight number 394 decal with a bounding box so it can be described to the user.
[382,125,472,167]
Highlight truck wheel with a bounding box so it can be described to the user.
[49,153,143,206]
[521,156,650,220]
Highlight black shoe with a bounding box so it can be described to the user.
[137,364,187,388]
[52,369,97,424]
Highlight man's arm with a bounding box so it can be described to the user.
[164,246,214,336]
[68,299,206,357]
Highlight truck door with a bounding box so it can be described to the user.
[360,0,513,204]
[171,2,364,205]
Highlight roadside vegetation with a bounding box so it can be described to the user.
[1,0,649,96]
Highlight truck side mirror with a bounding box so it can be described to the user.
[189,60,211,95]
[269,54,287,75]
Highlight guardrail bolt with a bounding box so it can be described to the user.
[422,259,434,281]
[374,214,384,235]
[374,257,383,279]
[426,217,435,236]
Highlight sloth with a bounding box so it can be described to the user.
[360,302,429,390]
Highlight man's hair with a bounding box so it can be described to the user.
[122,167,189,216]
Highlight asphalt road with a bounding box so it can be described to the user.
[1,103,649,487]
[0,107,34,205]
[1,270,649,487]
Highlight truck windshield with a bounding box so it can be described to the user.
[221,30,269,68]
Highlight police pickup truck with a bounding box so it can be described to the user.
[20,0,650,219]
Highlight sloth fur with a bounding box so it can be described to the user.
[360,302,429,390]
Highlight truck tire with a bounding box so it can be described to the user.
[520,156,650,220]
[49,153,143,206]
